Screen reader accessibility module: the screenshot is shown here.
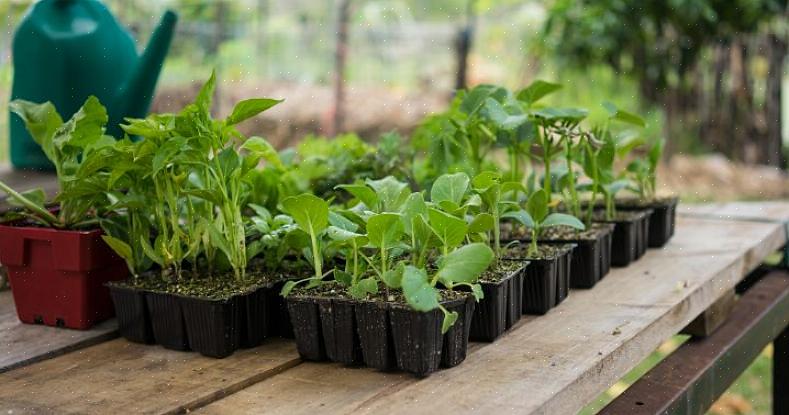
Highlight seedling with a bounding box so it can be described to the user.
[627,138,665,201]
[503,189,585,257]
[5,97,115,228]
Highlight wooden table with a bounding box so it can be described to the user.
[0,168,787,414]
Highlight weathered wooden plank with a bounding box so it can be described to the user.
[0,337,301,414]
[679,200,789,222]
[680,289,737,337]
[0,291,118,373]
[199,216,786,415]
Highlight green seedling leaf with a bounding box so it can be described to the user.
[516,80,562,106]
[482,98,528,130]
[431,172,470,206]
[603,101,645,127]
[349,277,379,299]
[226,98,283,126]
[402,266,439,312]
[9,100,63,162]
[241,136,284,170]
[6,188,47,210]
[365,176,410,212]
[471,284,484,301]
[615,132,647,159]
[542,213,585,230]
[400,192,428,235]
[649,138,665,169]
[336,183,378,210]
[382,264,404,288]
[435,243,495,285]
[327,225,368,245]
[527,189,549,223]
[139,235,164,266]
[282,194,329,235]
[101,235,134,264]
[329,210,358,232]
[334,269,352,286]
[428,208,468,250]
[52,96,108,151]
[441,308,459,334]
[280,280,298,297]
[532,107,588,123]
[468,213,495,233]
[472,171,502,192]
[502,210,535,229]
[366,213,404,248]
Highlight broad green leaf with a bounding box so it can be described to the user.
[516,80,562,106]
[365,176,409,211]
[327,225,367,245]
[52,96,108,151]
[542,213,585,230]
[431,172,470,206]
[349,277,378,299]
[241,136,284,170]
[603,101,645,127]
[649,138,665,170]
[336,184,378,210]
[598,137,616,170]
[183,188,223,205]
[531,107,588,123]
[401,266,439,312]
[616,132,647,158]
[527,189,549,223]
[471,284,484,301]
[366,213,404,248]
[483,98,529,130]
[280,280,298,297]
[101,235,133,264]
[207,221,233,262]
[334,269,352,286]
[282,194,329,235]
[435,243,494,285]
[226,98,283,126]
[468,213,495,233]
[151,136,187,175]
[428,208,468,250]
[194,70,216,115]
[382,264,404,288]
[460,85,498,115]
[9,100,63,162]
[139,235,164,265]
[603,179,631,197]
[441,309,459,334]
[328,211,358,232]
[400,192,428,235]
[472,171,502,192]
[502,209,535,229]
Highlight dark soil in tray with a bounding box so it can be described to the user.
[537,223,614,289]
[108,264,305,358]
[287,283,475,376]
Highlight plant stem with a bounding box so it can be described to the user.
[309,227,322,279]
[529,227,539,258]
[0,180,60,226]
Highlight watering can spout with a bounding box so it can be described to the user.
[117,10,177,122]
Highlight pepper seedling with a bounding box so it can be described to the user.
[503,189,585,257]
[626,138,665,202]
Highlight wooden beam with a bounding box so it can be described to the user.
[599,271,789,415]
[0,291,118,373]
[680,289,737,337]
[198,216,787,415]
[0,338,300,414]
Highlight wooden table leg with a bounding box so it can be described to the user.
[775,325,789,415]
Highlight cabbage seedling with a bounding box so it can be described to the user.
[503,189,585,257]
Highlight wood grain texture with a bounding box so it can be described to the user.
[0,337,301,414]
[0,291,118,373]
[679,200,789,222]
[200,217,786,415]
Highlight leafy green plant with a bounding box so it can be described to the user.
[5,96,115,228]
[503,189,585,257]
[399,242,494,333]
[627,138,665,201]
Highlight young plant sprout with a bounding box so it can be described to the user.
[627,138,665,201]
[503,189,585,257]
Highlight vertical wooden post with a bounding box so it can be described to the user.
[330,0,351,136]
[765,33,786,169]
[454,0,476,92]
[775,326,789,415]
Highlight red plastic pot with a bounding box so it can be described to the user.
[0,224,128,329]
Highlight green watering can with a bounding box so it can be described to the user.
[9,0,177,170]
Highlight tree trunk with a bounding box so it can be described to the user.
[765,33,787,168]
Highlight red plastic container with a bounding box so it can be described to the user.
[0,224,128,329]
